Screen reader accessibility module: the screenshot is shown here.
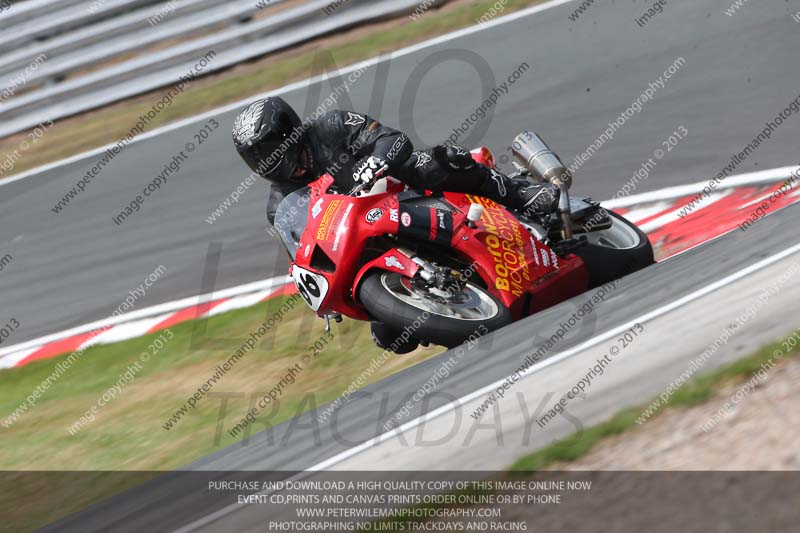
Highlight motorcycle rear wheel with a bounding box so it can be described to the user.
[573,211,655,287]
[359,271,512,349]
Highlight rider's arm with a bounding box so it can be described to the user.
[331,110,413,172]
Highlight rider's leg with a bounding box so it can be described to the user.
[397,145,558,216]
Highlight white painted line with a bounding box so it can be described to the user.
[3,161,798,365]
[0,0,581,362]
[620,201,671,224]
[0,275,291,358]
[603,166,800,209]
[4,162,797,364]
[175,238,800,533]
[1,0,578,188]
[305,240,800,471]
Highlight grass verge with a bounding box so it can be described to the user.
[0,0,548,178]
[509,329,799,471]
[0,296,442,530]
[363,331,799,530]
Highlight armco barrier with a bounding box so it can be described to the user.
[0,0,448,139]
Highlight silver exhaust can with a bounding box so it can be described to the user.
[511,132,572,190]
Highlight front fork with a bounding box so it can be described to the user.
[352,248,467,305]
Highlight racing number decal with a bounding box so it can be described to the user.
[292,265,329,311]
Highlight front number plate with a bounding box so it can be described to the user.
[291,265,329,312]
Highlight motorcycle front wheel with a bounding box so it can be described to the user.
[359,271,512,349]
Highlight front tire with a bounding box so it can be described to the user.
[370,322,419,354]
[359,271,512,348]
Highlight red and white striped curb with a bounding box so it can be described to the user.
[0,275,295,370]
[1,166,798,371]
[609,165,800,259]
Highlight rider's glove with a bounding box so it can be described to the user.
[352,156,387,186]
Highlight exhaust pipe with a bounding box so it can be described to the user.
[510,132,572,190]
[511,132,573,239]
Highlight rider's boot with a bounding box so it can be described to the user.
[438,145,559,216]
[480,171,559,217]
[402,144,560,216]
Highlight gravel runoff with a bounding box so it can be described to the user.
[552,354,800,471]
[409,354,800,533]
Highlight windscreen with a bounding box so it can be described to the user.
[273,187,310,260]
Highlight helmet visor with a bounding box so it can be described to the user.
[255,138,300,182]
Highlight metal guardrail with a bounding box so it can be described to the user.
[0,0,285,84]
[0,0,235,76]
[0,0,88,27]
[0,0,165,53]
[0,0,447,138]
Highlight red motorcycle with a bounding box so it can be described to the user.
[274,132,653,352]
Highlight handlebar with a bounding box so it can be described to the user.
[347,164,389,196]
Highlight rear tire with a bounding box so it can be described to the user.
[573,211,654,287]
[359,271,512,348]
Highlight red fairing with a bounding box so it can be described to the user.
[287,172,591,322]
[352,250,421,300]
[292,175,402,319]
[443,193,588,318]
[470,146,496,168]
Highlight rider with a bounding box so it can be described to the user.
[231,97,559,225]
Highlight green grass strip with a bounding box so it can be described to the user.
[0,0,548,177]
[510,330,799,471]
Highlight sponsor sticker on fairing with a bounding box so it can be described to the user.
[332,204,353,252]
[530,238,541,266]
[384,256,405,270]
[550,250,559,269]
[312,198,324,219]
[315,199,343,240]
[365,208,383,223]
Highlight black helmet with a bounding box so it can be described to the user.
[232,97,304,182]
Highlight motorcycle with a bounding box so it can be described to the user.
[274,132,654,352]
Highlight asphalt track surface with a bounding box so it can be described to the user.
[45,200,800,531]
[33,0,800,531]
[2,0,800,345]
